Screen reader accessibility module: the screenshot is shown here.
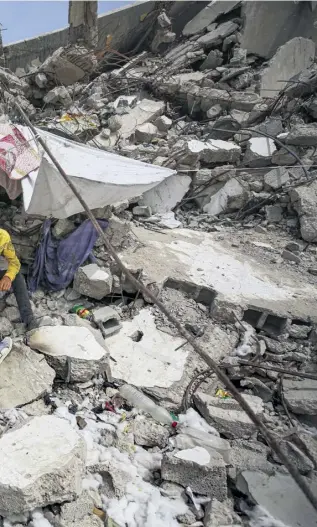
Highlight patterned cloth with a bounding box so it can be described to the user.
[0,124,40,180]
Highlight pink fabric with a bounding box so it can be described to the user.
[0,124,40,180]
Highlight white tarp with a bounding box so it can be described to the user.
[21,127,175,218]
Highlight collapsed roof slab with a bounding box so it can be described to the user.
[119,226,317,323]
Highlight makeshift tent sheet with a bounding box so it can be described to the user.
[21,127,175,218]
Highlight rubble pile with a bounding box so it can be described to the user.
[0,2,317,527]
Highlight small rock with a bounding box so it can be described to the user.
[154,115,172,132]
[132,205,152,217]
[255,225,267,234]
[2,305,20,322]
[288,324,311,339]
[265,205,283,223]
[285,242,301,252]
[0,316,13,336]
[282,249,301,264]
[53,219,75,239]
[135,123,158,143]
[308,268,317,276]
[133,417,170,448]
[74,264,113,300]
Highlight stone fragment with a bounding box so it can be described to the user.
[91,306,122,338]
[236,470,317,527]
[154,115,172,132]
[60,489,98,523]
[200,49,223,70]
[133,417,169,448]
[194,391,263,439]
[207,116,240,140]
[204,498,241,527]
[52,219,75,239]
[74,264,113,300]
[0,316,13,336]
[191,138,241,164]
[0,415,86,515]
[198,21,239,48]
[270,440,314,475]
[183,1,240,36]
[264,167,290,190]
[229,439,272,474]
[260,38,315,98]
[135,123,158,143]
[206,104,222,119]
[203,178,246,216]
[2,305,20,322]
[244,138,276,167]
[161,447,227,498]
[0,343,55,409]
[28,325,110,382]
[290,181,317,242]
[282,250,300,264]
[285,124,317,146]
[89,459,132,499]
[35,72,47,88]
[132,205,152,217]
[108,115,121,132]
[119,99,165,138]
[44,86,72,106]
[265,205,283,223]
[288,324,311,339]
[139,175,191,214]
[283,378,317,415]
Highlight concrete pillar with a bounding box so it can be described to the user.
[68,1,98,49]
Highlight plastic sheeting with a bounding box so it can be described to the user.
[21,127,175,218]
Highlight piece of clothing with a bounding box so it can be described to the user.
[28,218,108,293]
[0,337,13,365]
[0,124,40,180]
[0,229,21,281]
[0,270,34,326]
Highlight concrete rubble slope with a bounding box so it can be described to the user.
[1,1,317,526]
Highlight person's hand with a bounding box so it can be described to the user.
[0,276,12,291]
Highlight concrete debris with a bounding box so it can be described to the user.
[282,378,317,415]
[260,38,315,97]
[74,264,113,300]
[161,447,227,498]
[1,4,317,525]
[0,343,55,409]
[194,391,263,439]
[0,415,86,515]
[28,326,110,382]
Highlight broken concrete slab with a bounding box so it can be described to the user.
[105,308,187,389]
[244,137,276,167]
[0,343,55,410]
[193,391,263,438]
[290,181,317,242]
[282,378,317,415]
[40,46,97,86]
[203,178,247,216]
[161,447,227,498]
[118,99,165,139]
[188,139,241,164]
[236,470,317,527]
[28,325,110,382]
[74,264,113,300]
[139,175,191,214]
[120,226,317,321]
[285,124,317,146]
[183,1,240,36]
[0,415,86,515]
[197,21,239,48]
[260,38,315,98]
[200,49,224,70]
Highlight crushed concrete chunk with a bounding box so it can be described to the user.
[285,124,317,146]
[189,139,241,164]
[139,175,191,214]
[74,263,113,300]
[91,306,122,338]
[0,415,86,515]
[119,99,165,138]
[194,391,263,439]
[0,343,55,409]
[133,417,170,448]
[264,167,290,190]
[260,38,315,98]
[28,326,110,382]
[135,122,158,143]
[204,498,241,527]
[290,180,317,242]
[40,46,96,86]
[282,378,317,415]
[183,1,240,36]
[198,21,239,48]
[203,178,246,216]
[244,137,276,167]
[236,471,317,527]
[162,447,227,498]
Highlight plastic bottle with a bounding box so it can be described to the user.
[119,384,177,426]
[172,426,231,463]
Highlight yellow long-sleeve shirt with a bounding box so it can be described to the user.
[0,229,21,281]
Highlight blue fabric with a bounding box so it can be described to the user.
[28,219,108,292]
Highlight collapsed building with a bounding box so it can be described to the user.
[0,1,317,526]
